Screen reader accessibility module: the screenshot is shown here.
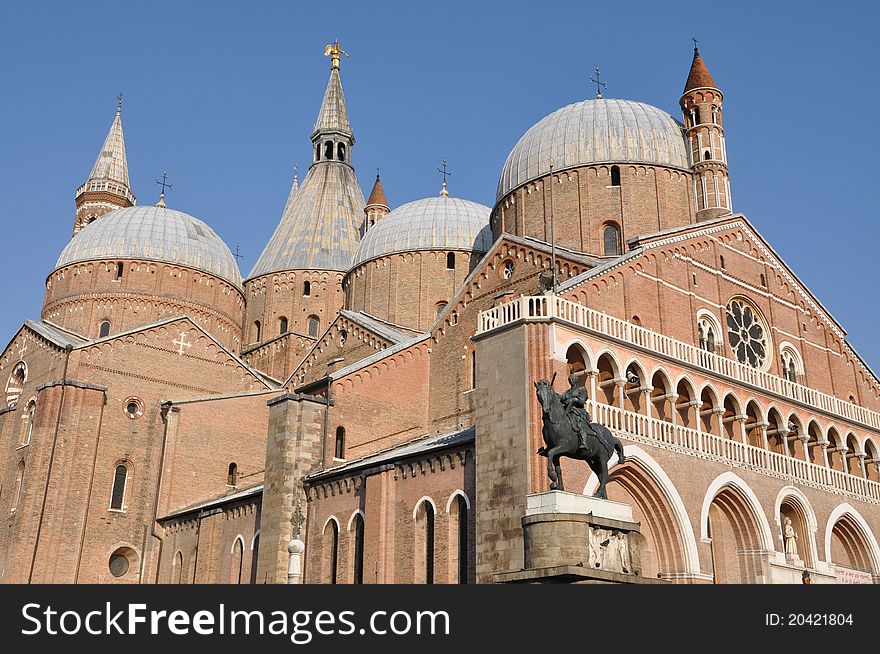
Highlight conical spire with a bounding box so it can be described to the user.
[87,96,131,188]
[312,66,353,138]
[683,47,717,93]
[366,174,387,207]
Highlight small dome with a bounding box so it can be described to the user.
[55,205,241,287]
[497,98,689,200]
[351,195,492,269]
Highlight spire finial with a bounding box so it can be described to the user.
[376,165,381,180]
[589,67,607,99]
[156,171,172,207]
[437,159,452,197]
[692,36,699,52]
[117,92,123,114]
[324,39,349,70]
[293,163,299,183]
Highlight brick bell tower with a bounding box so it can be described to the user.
[680,44,731,220]
[73,95,135,236]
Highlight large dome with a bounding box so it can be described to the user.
[351,195,493,269]
[497,98,689,200]
[55,205,242,287]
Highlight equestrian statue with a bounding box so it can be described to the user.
[535,372,625,499]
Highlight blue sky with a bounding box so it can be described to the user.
[1,1,878,367]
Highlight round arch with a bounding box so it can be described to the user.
[699,471,775,551]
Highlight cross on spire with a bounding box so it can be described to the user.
[117,92,123,113]
[437,159,452,197]
[589,67,607,99]
[233,245,244,263]
[692,36,699,51]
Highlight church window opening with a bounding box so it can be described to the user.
[308,316,320,338]
[780,347,802,383]
[227,463,238,487]
[109,547,136,578]
[603,223,621,256]
[253,321,262,342]
[279,316,288,335]
[124,398,143,419]
[324,142,334,160]
[11,461,25,514]
[450,310,459,326]
[502,260,515,279]
[610,165,621,187]
[339,330,347,347]
[760,273,767,287]
[337,143,346,162]
[720,255,725,270]
[446,252,456,269]
[335,426,346,460]
[352,513,365,584]
[435,302,447,319]
[99,320,111,338]
[303,281,311,296]
[726,298,769,369]
[694,107,701,125]
[698,315,717,353]
[115,262,124,280]
[326,520,339,584]
[712,107,718,124]
[470,351,477,390]
[316,143,321,162]
[704,150,711,161]
[415,500,436,584]
[110,464,129,511]
[454,494,469,584]
[6,361,27,410]
[22,399,36,446]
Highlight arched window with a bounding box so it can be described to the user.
[698,315,718,353]
[115,262,124,280]
[337,143,346,162]
[99,320,111,338]
[352,513,365,584]
[610,165,621,187]
[335,426,345,459]
[415,500,435,584]
[253,321,262,343]
[446,252,455,270]
[780,347,802,383]
[760,273,767,287]
[110,464,129,511]
[173,551,184,584]
[250,533,260,584]
[21,399,36,446]
[470,350,476,390]
[603,223,621,256]
[502,260,515,279]
[326,520,339,584]
[435,302,447,319]
[303,281,311,296]
[316,143,321,162]
[704,150,711,161]
[11,461,25,514]
[230,538,244,584]
[324,142,334,160]
[227,462,238,487]
[308,316,319,338]
[279,317,288,335]
[6,361,26,409]
[719,255,726,270]
[694,107,701,125]
[453,495,469,584]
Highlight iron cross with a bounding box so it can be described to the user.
[590,67,607,98]
[156,171,173,195]
[437,159,452,183]
[233,245,244,263]
[692,36,699,50]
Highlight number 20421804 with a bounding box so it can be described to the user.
[765,613,853,627]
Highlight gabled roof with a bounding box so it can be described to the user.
[306,426,474,482]
[339,310,418,344]
[24,320,88,349]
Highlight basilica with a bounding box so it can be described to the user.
[2,43,879,584]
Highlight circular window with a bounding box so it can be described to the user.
[726,298,769,369]
[501,260,515,280]
[123,398,143,419]
[108,547,137,578]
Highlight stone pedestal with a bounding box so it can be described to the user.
[497,491,663,584]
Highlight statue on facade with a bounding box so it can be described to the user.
[783,516,799,558]
[535,373,625,498]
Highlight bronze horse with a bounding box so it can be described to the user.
[534,375,625,499]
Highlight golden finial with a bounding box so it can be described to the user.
[324,39,349,70]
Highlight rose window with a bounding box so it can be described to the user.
[726,298,768,369]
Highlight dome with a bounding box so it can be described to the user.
[497,98,689,200]
[351,195,493,269]
[55,205,242,287]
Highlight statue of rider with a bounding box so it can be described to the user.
[560,373,614,454]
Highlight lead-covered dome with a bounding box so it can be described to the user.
[55,205,242,287]
[497,98,688,200]
[351,195,493,268]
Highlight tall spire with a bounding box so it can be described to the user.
[683,45,717,93]
[72,96,136,236]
